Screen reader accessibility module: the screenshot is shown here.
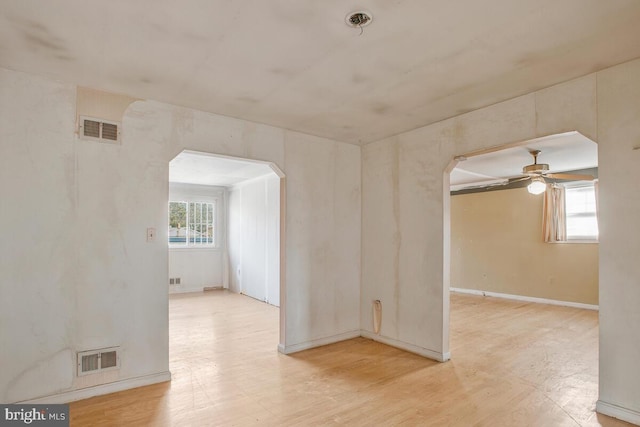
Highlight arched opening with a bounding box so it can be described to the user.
[443,131,600,416]
[448,132,598,306]
[167,149,287,352]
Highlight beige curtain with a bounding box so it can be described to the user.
[594,179,600,237]
[594,179,599,218]
[542,184,567,242]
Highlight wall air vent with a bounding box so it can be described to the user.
[79,116,121,144]
[77,346,121,376]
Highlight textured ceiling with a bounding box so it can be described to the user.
[1,1,640,144]
[170,151,274,187]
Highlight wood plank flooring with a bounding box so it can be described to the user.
[69,291,632,426]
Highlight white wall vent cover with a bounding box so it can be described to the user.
[77,346,121,376]
[79,116,121,144]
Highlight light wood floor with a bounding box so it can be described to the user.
[69,291,632,426]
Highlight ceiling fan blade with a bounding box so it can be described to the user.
[545,173,594,181]
[508,176,531,184]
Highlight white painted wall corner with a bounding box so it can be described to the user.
[360,331,450,362]
[278,330,451,363]
[277,330,361,354]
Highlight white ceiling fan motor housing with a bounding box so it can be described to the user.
[523,163,549,174]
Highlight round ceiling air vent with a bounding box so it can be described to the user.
[345,11,373,28]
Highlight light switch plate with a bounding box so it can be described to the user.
[147,228,156,242]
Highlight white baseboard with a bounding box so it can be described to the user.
[450,287,599,311]
[277,330,361,354]
[360,331,450,362]
[17,371,171,404]
[169,286,205,294]
[597,400,640,425]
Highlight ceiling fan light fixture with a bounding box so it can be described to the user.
[527,177,547,195]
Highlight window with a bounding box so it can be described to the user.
[565,183,598,241]
[168,201,215,246]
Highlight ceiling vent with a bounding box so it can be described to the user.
[79,116,121,144]
[345,11,372,28]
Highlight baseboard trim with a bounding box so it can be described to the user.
[278,330,361,354]
[169,286,206,294]
[597,400,640,425]
[360,331,450,362]
[17,371,172,404]
[450,287,599,311]
[277,330,450,363]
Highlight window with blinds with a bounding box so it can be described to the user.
[565,183,598,241]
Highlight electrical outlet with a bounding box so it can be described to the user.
[175,278,181,285]
[169,278,175,285]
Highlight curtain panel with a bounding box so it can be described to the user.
[542,184,567,242]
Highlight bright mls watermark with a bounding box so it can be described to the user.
[0,405,68,426]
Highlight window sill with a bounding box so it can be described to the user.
[168,246,221,251]
[559,239,598,244]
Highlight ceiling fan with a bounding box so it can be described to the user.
[512,149,594,194]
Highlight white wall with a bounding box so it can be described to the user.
[227,174,280,306]
[168,183,225,293]
[265,175,281,307]
[284,134,361,348]
[228,187,242,293]
[596,59,640,422]
[0,67,361,403]
[168,249,222,293]
[0,69,169,403]
[362,61,640,421]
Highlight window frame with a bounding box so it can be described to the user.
[563,181,599,243]
[168,183,223,250]
[168,200,217,248]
